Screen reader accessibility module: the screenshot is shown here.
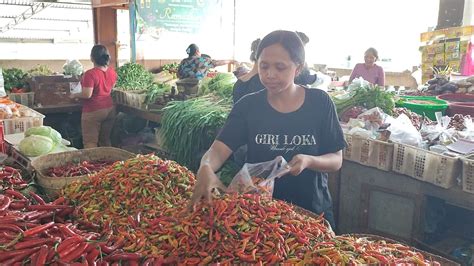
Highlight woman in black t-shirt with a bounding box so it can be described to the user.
[190,30,346,229]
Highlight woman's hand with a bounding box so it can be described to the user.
[288,154,310,176]
[189,165,226,209]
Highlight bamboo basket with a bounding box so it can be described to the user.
[31,147,135,198]
[343,234,458,266]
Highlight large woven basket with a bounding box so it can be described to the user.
[343,234,459,266]
[31,147,135,198]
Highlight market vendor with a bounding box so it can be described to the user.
[232,38,265,104]
[348,47,385,86]
[177,44,237,80]
[70,44,117,149]
[190,30,346,229]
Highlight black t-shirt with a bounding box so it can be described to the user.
[232,74,265,104]
[295,64,317,85]
[217,87,346,215]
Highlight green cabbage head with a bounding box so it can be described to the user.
[25,126,62,145]
[19,135,54,157]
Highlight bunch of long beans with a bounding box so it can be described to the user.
[160,95,231,170]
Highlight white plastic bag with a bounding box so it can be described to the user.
[422,112,457,145]
[228,156,289,196]
[387,114,423,147]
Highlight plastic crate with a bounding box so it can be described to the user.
[8,92,35,107]
[1,107,45,135]
[343,133,394,171]
[460,155,474,193]
[392,143,461,188]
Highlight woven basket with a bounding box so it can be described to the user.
[343,234,458,266]
[392,143,461,188]
[344,133,394,171]
[31,147,135,198]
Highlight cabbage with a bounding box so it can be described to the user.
[25,126,62,145]
[19,135,54,157]
[63,60,84,76]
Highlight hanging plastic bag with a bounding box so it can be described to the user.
[228,156,289,196]
[421,112,457,145]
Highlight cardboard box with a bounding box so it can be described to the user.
[434,53,445,65]
[422,54,435,63]
[445,51,460,61]
[445,41,460,53]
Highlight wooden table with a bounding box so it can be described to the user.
[116,104,162,123]
[34,104,82,115]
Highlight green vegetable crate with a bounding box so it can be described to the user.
[396,96,448,120]
[32,147,135,198]
[8,92,35,107]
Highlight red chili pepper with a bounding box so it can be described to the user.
[14,238,54,250]
[5,190,27,200]
[57,236,84,253]
[23,222,55,238]
[0,224,24,233]
[28,191,46,205]
[98,237,125,254]
[0,246,41,262]
[61,242,89,262]
[35,245,49,265]
[27,205,70,211]
[0,195,12,211]
[86,247,100,265]
[105,253,142,261]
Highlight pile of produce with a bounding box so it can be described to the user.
[333,84,395,116]
[160,95,231,170]
[27,64,53,77]
[46,160,114,178]
[63,154,195,233]
[161,62,179,74]
[62,60,83,76]
[144,82,172,105]
[115,63,154,91]
[448,114,471,131]
[0,166,27,191]
[393,107,433,130]
[2,68,28,93]
[19,126,71,157]
[147,193,334,264]
[303,235,442,265]
[198,72,236,101]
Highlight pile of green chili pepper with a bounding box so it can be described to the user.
[303,235,442,265]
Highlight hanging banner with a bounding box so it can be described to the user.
[136,0,219,34]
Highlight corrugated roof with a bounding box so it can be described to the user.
[0,0,93,42]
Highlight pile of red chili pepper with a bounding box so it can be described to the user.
[0,166,27,191]
[305,235,442,265]
[46,160,114,178]
[64,154,195,225]
[145,193,335,264]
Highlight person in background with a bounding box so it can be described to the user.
[348,47,385,86]
[232,38,265,104]
[70,44,117,148]
[177,44,236,80]
[190,30,346,230]
[294,31,318,86]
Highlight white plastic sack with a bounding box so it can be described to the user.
[387,114,423,147]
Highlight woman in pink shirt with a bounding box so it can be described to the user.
[348,47,385,87]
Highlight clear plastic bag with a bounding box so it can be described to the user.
[228,156,289,196]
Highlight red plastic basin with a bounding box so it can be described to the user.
[437,93,474,116]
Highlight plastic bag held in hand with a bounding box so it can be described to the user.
[228,156,289,196]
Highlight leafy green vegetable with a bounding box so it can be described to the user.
[25,126,62,145]
[2,68,27,92]
[333,84,395,116]
[161,62,179,73]
[27,65,53,77]
[63,60,83,76]
[19,135,54,157]
[116,63,153,91]
[198,73,236,101]
[160,95,231,170]
[144,82,172,105]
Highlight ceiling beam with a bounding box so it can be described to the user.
[0,1,91,9]
[0,2,51,33]
[0,15,91,23]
